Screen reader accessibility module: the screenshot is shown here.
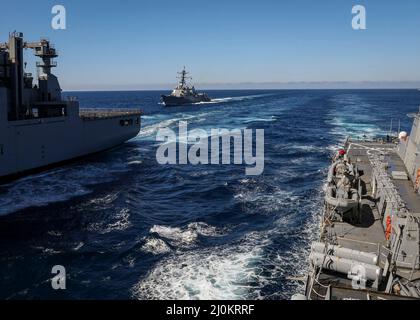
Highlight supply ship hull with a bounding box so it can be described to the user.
[0,104,141,182]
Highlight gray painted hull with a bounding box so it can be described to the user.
[161,94,211,106]
[0,113,141,182]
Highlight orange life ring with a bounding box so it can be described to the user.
[415,169,420,191]
[385,215,392,240]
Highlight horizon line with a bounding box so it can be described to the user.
[62,80,420,92]
[63,88,420,93]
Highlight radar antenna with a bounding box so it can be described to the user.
[177,66,192,87]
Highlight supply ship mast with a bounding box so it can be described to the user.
[0,32,142,182]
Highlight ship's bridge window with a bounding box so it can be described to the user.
[32,105,67,119]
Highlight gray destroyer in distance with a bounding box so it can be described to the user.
[295,111,420,300]
[0,33,141,182]
[161,68,211,106]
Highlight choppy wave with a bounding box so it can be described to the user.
[133,217,319,300]
[234,184,298,215]
[139,117,188,138]
[133,168,324,300]
[133,234,269,300]
[150,225,198,247]
[0,161,130,216]
[149,222,226,248]
[140,237,172,255]
[191,94,274,105]
[327,95,386,139]
[88,208,132,234]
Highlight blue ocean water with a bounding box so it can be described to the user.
[0,89,419,299]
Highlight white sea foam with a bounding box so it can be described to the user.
[140,237,171,255]
[88,208,132,234]
[139,112,215,141]
[286,144,326,153]
[240,116,277,124]
[73,242,85,251]
[139,117,185,138]
[327,95,386,139]
[88,192,120,208]
[104,208,132,232]
[192,97,239,105]
[47,230,63,237]
[0,175,90,216]
[31,246,62,255]
[150,225,198,246]
[187,222,226,237]
[192,94,272,106]
[149,222,226,248]
[128,160,143,165]
[133,227,310,300]
[125,257,137,268]
[134,178,323,300]
[133,238,267,300]
[234,182,299,215]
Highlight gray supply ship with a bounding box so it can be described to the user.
[293,111,420,300]
[161,67,211,106]
[0,32,141,182]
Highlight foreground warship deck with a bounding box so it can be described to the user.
[301,113,420,300]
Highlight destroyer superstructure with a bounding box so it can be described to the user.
[0,32,141,182]
[296,111,420,300]
[161,67,211,106]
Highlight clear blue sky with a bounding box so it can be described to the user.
[1,0,419,90]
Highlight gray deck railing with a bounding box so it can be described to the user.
[79,108,142,120]
[379,244,420,277]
